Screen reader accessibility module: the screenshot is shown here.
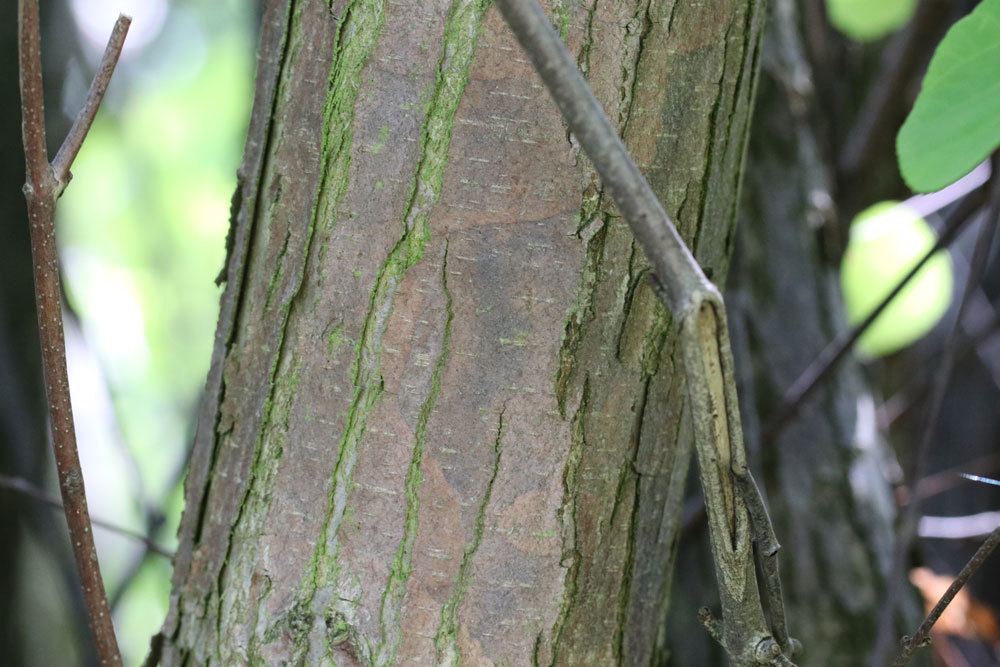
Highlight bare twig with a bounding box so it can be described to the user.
[17,1,130,663]
[899,452,1000,506]
[872,157,1000,666]
[892,526,1000,666]
[0,474,172,558]
[52,14,131,193]
[18,0,49,185]
[494,0,711,315]
[762,188,985,445]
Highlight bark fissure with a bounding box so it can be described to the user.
[212,0,374,652]
[578,0,599,75]
[184,0,296,563]
[172,0,389,660]
[374,241,456,665]
[722,0,763,260]
[164,2,301,658]
[314,0,391,261]
[554,212,607,416]
[692,16,734,259]
[273,0,391,617]
[612,374,651,662]
[549,376,589,665]
[433,402,506,665]
[619,0,653,132]
[296,0,486,655]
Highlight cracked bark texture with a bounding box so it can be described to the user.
[158,0,764,664]
[667,2,919,664]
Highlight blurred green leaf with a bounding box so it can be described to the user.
[841,202,953,357]
[897,0,1000,192]
[826,0,917,41]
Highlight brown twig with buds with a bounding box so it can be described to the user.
[17,2,131,663]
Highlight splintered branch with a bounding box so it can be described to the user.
[17,1,131,664]
[495,1,795,664]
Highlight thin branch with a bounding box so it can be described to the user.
[52,13,131,192]
[901,451,1000,506]
[762,188,985,445]
[494,0,713,315]
[872,156,1000,666]
[0,474,172,558]
[17,0,50,187]
[732,468,799,656]
[17,0,128,663]
[892,525,1000,666]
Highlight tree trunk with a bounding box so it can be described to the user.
[158,0,764,664]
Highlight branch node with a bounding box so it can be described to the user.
[754,638,782,663]
[17,1,127,663]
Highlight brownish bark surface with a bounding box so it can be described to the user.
[159,0,764,664]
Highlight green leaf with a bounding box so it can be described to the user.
[826,0,917,41]
[897,0,1000,192]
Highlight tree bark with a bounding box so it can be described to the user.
[158,0,764,664]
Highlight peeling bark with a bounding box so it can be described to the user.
[158,0,764,664]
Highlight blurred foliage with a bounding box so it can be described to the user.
[897,0,1000,192]
[825,0,917,41]
[54,0,254,661]
[841,202,953,357]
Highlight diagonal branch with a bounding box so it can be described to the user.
[493,0,713,314]
[17,1,130,664]
[52,13,131,193]
[892,525,1000,666]
[0,474,172,559]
